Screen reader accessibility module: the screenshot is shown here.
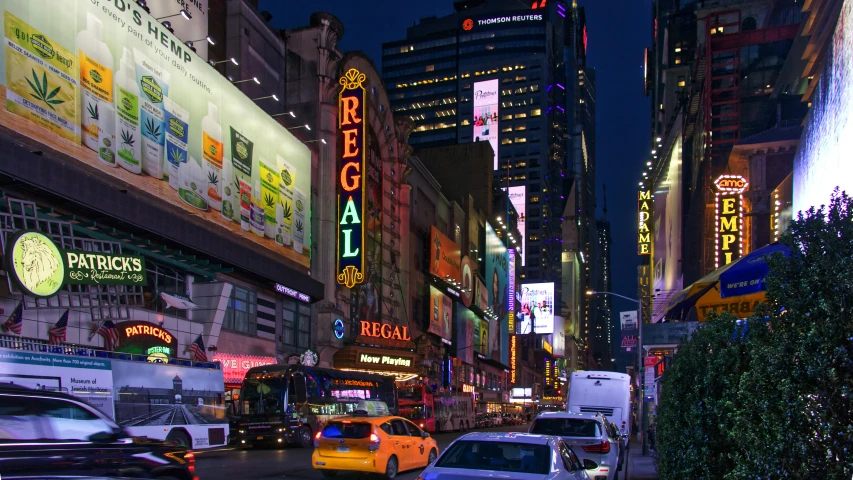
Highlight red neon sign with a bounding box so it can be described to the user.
[359,320,411,341]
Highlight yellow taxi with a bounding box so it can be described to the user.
[312,411,439,478]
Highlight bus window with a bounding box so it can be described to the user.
[426,405,434,419]
[293,373,307,404]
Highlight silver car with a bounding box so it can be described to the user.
[528,411,622,480]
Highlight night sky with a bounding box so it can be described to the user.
[260,0,652,370]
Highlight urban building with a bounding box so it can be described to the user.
[592,214,613,370]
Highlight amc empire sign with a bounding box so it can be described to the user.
[336,68,368,289]
[714,175,748,268]
[638,190,652,255]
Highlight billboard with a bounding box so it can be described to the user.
[485,223,508,364]
[455,303,476,364]
[473,79,499,169]
[504,186,526,266]
[147,0,209,61]
[794,0,853,215]
[0,0,312,268]
[429,226,462,283]
[620,310,638,350]
[429,285,453,342]
[652,137,683,321]
[517,282,555,334]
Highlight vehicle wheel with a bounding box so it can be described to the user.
[428,448,437,465]
[321,470,338,477]
[165,430,191,447]
[385,455,399,479]
[459,421,465,432]
[298,426,313,448]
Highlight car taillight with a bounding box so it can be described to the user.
[314,430,322,448]
[185,452,195,475]
[582,440,611,454]
[368,432,381,452]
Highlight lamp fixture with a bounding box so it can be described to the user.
[253,94,279,102]
[287,124,311,131]
[210,57,239,66]
[304,139,327,144]
[135,0,150,13]
[156,9,191,21]
[232,77,260,85]
[187,36,215,46]
[270,111,297,118]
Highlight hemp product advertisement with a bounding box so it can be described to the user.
[0,0,312,269]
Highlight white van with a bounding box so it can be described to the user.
[566,371,632,437]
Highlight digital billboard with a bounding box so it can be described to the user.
[429,226,462,283]
[485,222,508,364]
[517,282,555,334]
[504,186,526,266]
[473,79,499,170]
[794,0,853,215]
[455,303,476,364]
[0,0,311,269]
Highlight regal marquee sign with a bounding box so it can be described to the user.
[714,175,748,268]
[638,190,652,255]
[336,68,367,288]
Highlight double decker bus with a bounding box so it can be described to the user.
[398,384,436,432]
[235,364,397,448]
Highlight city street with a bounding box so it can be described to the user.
[195,425,528,480]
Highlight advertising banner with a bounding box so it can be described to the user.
[473,79,499,169]
[485,223,508,364]
[0,0,312,269]
[476,276,489,312]
[620,310,638,350]
[504,186,526,266]
[146,0,209,61]
[651,137,683,322]
[455,303,475,365]
[429,285,454,341]
[429,226,462,284]
[0,348,114,417]
[517,282,555,334]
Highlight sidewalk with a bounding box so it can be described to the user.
[625,440,657,480]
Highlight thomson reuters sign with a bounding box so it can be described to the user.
[460,12,544,31]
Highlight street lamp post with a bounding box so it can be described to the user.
[586,290,647,456]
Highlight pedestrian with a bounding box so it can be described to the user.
[647,422,656,451]
[526,412,531,424]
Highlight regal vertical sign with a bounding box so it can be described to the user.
[714,175,748,268]
[638,190,652,255]
[336,69,367,288]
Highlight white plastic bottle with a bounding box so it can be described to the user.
[114,48,141,174]
[97,103,116,167]
[77,13,114,152]
[201,102,224,211]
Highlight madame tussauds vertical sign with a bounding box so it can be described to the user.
[336,68,367,289]
[638,190,652,255]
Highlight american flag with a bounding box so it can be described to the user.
[90,320,120,351]
[48,310,69,345]
[1,302,23,335]
[188,334,207,362]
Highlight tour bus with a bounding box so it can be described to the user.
[434,393,475,432]
[566,371,632,437]
[235,364,398,448]
[0,344,227,449]
[398,384,436,432]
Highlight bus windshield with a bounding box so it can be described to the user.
[400,404,424,420]
[398,386,423,401]
[241,374,285,415]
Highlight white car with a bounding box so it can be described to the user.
[417,432,596,480]
[528,411,622,480]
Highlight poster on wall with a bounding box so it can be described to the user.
[485,223,508,364]
[0,0,312,269]
[503,186,526,266]
[517,282,555,334]
[473,79,499,170]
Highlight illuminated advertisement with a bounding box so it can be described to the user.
[473,79,499,170]
[619,311,638,350]
[652,137,683,321]
[504,186,526,266]
[510,335,518,384]
[429,226,462,283]
[508,248,516,333]
[147,0,210,61]
[638,190,652,255]
[0,0,312,268]
[455,303,476,365]
[517,282,555,334]
[714,175,748,268]
[461,12,544,31]
[429,285,453,342]
[485,223,508,364]
[337,68,367,288]
[794,0,853,215]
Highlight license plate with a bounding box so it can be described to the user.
[257,436,264,440]
[336,446,350,453]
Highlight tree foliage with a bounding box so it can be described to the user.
[657,189,853,479]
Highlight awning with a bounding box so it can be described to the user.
[664,260,739,322]
[160,292,198,310]
[719,243,790,298]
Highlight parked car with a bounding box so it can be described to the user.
[474,414,489,429]
[311,411,438,478]
[488,413,503,427]
[603,419,627,472]
[528,411,622,480]
[0,384,195,480]
[418,432,596,479]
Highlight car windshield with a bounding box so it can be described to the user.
[321,421,372,439]
[241,375,284,416]
[436,440,551,474]
[530,418,600,437]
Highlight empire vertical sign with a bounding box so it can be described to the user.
[714,175,748,268]
[337,69,367,288]
[638,190,652,255]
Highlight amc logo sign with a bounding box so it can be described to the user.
[714,175,748,193]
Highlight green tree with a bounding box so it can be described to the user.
[730,189,853,479]
[656,312,749,479]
